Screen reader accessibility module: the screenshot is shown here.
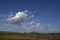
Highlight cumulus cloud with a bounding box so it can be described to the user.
[8,13,13,18]
[36,23,41,27]
[7,10,28,24]
[29,15,34,18]
[24,10,28,13]
[24,20,41,32]
[0,10,59,33]
[6,10,56,33]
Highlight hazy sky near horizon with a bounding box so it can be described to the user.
[0,0,60,33]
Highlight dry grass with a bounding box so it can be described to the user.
[0,32,60,40]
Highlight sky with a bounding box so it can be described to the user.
[0,0,60,33]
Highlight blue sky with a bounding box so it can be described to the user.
[0,0,60,33]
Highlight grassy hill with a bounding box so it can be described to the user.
[0,31,60,40]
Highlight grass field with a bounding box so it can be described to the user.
[0,31,60,40]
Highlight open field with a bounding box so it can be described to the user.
[0,31,60,40]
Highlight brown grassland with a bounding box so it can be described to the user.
[0,31,60,40]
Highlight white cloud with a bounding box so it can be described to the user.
[24,10,28,13]
[29,21,35,25]
[8,13,13,18]
[7,10,28,24]
[30,15,34,18]
[47,24,51,28]
[36,23,41,27]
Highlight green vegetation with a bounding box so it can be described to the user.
[0,31,60,40]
